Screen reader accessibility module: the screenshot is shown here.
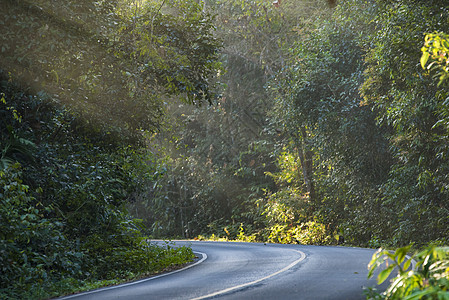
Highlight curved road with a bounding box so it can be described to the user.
[61,241,389,299]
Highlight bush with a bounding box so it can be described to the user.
[266,221,330,245]
[0,164,84,299]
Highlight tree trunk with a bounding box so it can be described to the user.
[293,126,315,203]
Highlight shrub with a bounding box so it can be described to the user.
[0,164,84,299]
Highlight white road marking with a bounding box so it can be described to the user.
[191,249,306,300]
[59,251,207,299]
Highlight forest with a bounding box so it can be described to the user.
[1,0,449,298]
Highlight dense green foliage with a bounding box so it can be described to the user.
[130,0,334,242]
[0,0,218,298]
[268,0,393,245]
[134,0,449,250]
[361,0,449,246]
[0,0,220,137]
[0,71,195,299]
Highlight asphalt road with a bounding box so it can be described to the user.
[60,241,389,300]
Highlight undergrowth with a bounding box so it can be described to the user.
[195,221,331,245]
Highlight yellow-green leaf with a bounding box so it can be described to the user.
[377,265,395,284]
[421,51,430,69]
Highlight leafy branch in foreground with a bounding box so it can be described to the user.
[367,245,449,300]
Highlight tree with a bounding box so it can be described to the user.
[362,0,449,245]
[267,0,393,242]
[134,0,327,238]
[0,0,221,138]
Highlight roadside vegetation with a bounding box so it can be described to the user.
[0,0,214,298]
[1,0,449,299]
[0,76,196,298]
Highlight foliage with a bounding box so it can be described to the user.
[0,91,36,170]
[0,53,197,298]
[5,2,449,297]
[115,0,222,105]
[265,221,330,245]
[260,151,331,245]
[132,0,288,237]
[236,224,258,243]
[139,0,449,252]
[0,0,221,138]
[421,32,449,86]
[0,97,194,298]
[135,0,333,242]
[265,0,392,245]
[367,245,449,300]
[0,164,83,299]
[362,0,449,246]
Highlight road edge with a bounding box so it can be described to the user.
[58,251,208,299]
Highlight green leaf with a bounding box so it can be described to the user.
[396,245,410,265]
[405,289,435,300]
[421,51,430,69]
[436,291,449,300]
[377,265,395,284]
[403,258,412,271]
